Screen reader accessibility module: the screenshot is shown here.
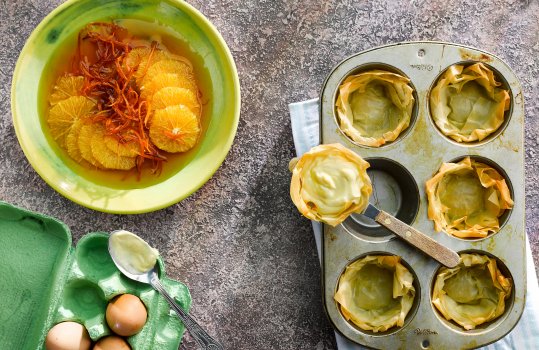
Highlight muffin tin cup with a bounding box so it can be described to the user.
[342,158,420,243]
[333,63,420,148]
[429,250,516,335]
[334,253,422,337]
[427,61,514,147]
[320,42,525,349]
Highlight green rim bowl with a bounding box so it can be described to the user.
[11,0,240,214]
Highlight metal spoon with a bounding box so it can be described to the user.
[361,203,460,268]
[108,230,223,350]
[289,155,459,268]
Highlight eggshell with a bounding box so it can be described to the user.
[106,294,147,336]
[93,335,131,350]
[45,321,91,350]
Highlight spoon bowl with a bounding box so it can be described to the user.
[108,231,155,284]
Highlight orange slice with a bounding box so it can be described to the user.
[123,47,170,83]
[151,87,201,116]
[104,134,140,157]
[141,59,194,87]
[123,47,151,71]
[149,105,200,153]
[78,123,104,168]
[91,129,137,170]
[49,75,85,105]
[48,96,95,147]
[65,119,90,166]
[140,73,198,101]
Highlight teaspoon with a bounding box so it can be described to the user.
[108,230,223,350]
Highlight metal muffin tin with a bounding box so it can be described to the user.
[320,42,525,350]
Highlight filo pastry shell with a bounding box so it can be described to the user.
[432,254,512,330]
[430,63,510,142]
[289,143,372,226]
[335,70,414,147]
[334,255,415,333]
[426,157,513,238]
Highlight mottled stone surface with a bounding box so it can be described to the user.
[1,0,538,349]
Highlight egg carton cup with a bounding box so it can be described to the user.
[0,201,191,350]
[319,42,525,350]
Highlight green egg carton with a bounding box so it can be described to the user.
[0,201,191,349]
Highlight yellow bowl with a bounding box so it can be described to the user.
[11,0,240,213]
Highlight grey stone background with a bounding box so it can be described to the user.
[1,0,538,349]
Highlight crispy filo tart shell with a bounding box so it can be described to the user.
[426,157,513,238]
[334,255,416,332]
[336,70,414,147]
[430,63,510,142]
[432,253,512,330]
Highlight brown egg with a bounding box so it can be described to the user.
[45,321,91,350]
[106,294,147,336]
[93,335,131,350]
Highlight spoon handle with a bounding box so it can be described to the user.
[150,275,223,350]
[375,210,460,268]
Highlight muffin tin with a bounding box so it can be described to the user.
[0,201,191,349]
[319,42,525,349]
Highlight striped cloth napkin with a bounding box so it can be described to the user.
[289,98,539,350]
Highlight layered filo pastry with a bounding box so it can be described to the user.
[335,70,415,147]
[334,255,416,333]
[289,144,372,226]
[432,253,512,330]
[426,157,513,238]
[430,63,510,142]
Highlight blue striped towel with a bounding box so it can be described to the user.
[289,98,539,350]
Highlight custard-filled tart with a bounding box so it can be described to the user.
[289,143,372,226]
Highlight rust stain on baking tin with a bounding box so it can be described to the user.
[459,49,493,62]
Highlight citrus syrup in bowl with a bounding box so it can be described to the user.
[39,19,213,190]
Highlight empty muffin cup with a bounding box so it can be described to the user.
[429,62,512,144]
[334,254,419,335]
[334,64,418,147]
[343,158,419,242]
